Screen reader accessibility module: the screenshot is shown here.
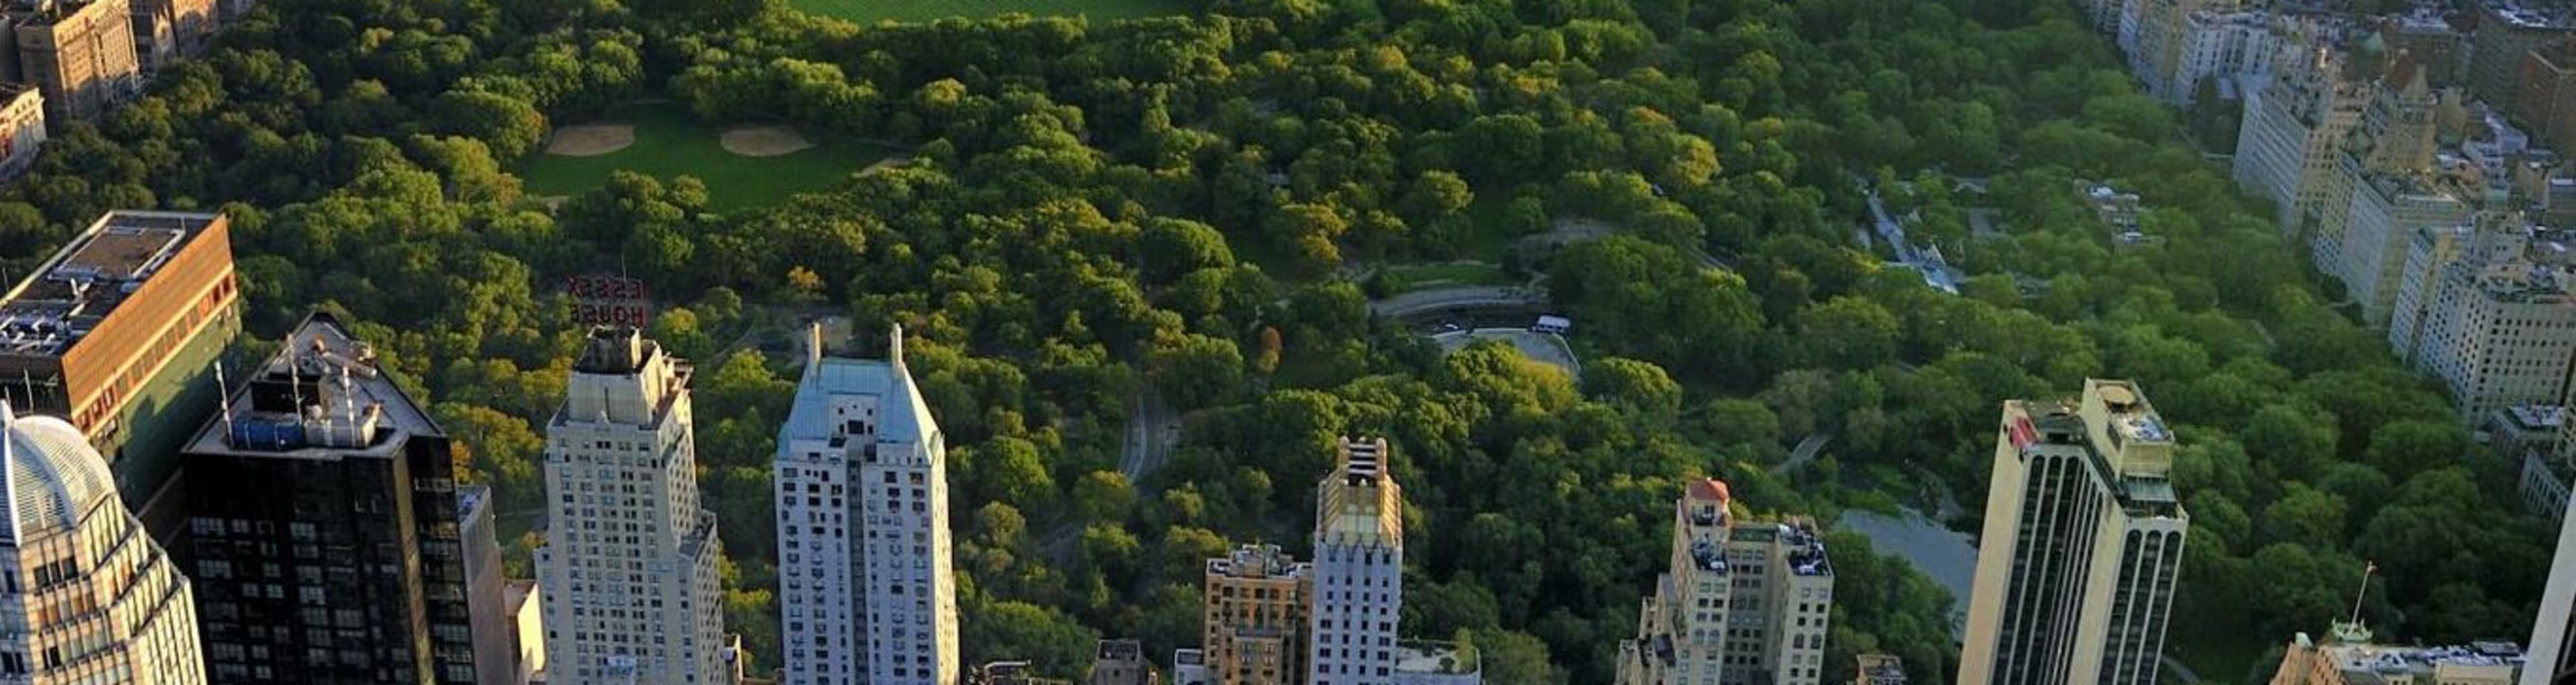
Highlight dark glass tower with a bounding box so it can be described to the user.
[181,313,479,684]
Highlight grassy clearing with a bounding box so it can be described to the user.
[517,102,895,210]
[1379,261,1511,293]
[790,0,1191,23]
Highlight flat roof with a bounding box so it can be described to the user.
[185,313,441,460]
[0,211,223,358]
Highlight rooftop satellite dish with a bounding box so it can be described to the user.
[2098,384,2137,407]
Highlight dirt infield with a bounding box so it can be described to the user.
[720,125,814,157]
[544,124,636,156]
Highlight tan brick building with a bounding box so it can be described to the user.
[0,83,44,180]
[9,0,143,124]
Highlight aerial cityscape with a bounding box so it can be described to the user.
[1,0,2575,682]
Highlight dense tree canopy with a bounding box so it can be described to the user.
[5,0,2554,680]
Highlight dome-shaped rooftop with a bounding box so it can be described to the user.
[1,403,118,537]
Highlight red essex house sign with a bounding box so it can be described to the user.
[568,274,651,328]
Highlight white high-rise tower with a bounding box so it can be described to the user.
[1307,437,1403,685]
[2528,493,2576,685]
[536,327,728,684]
[1957,378,2189,685]
[0,402,205,684]
[774,325,957,685]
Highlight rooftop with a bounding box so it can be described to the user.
[1730,516,1834,577]
[2502,404,2565,431]
[2483,0,2576,30]
[459,482,490,521]
[2466,260,2576,302]
[1208,543,1307,580]
[0,402,117,538]
[2319,639,2526,680]
[1096,639,1146,662]
[186,313,442,459]
[781,325,938,450]
[1856,654,1909,684]
[0,211,223,358]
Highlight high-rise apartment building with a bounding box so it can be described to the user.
[2387,9,2470,89]
[0,402,205,684]
[1308,437,1403,685]
[183,313,483,684]
[125,0,210,70]
[535,326,727,685]
[7,0,141,124]
[2530,495,2576,685]
[2388,225,2478,358]
[0,84,43,180]
[774,325,957,685]
[0,211,237,540]
[1957,379,2188,685]
[1613,479,1835,685]
[2131,0,2248,104]
[2273,622,2526,685]
[2167,9,2278,106]
[2311,52,2461,329]
[2076,0,2126,34]
[2237,37,2369,238]
[2522,44,2576,157]
[2472,0,2575,115]
[1196,544,1309,685]
[2323,174,2469,326]
[2390,230,2576,421]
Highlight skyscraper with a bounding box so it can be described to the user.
[535,326,728,685]
[773,325,957,685]
[2387,228,2576,423]
[0,402,204,684]
[0,211,238,540]
[2528,494,2576,685]
[184,313,482,684]
[459,486,521,685]
[1613,479,1835,685]
[1309,437,1402,685]
[1199,544,1309,685]
[1957,378,2188,685]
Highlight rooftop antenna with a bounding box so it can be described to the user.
[339,364,355,425]
[215,361,233,448]
[288,344,303,415]
[2347,560,2377,626]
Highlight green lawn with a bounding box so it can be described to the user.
[790,0,1191,23]
[517,102,896,210]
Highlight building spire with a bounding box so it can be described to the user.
[890,322,906,372]
[803,320,824,383]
